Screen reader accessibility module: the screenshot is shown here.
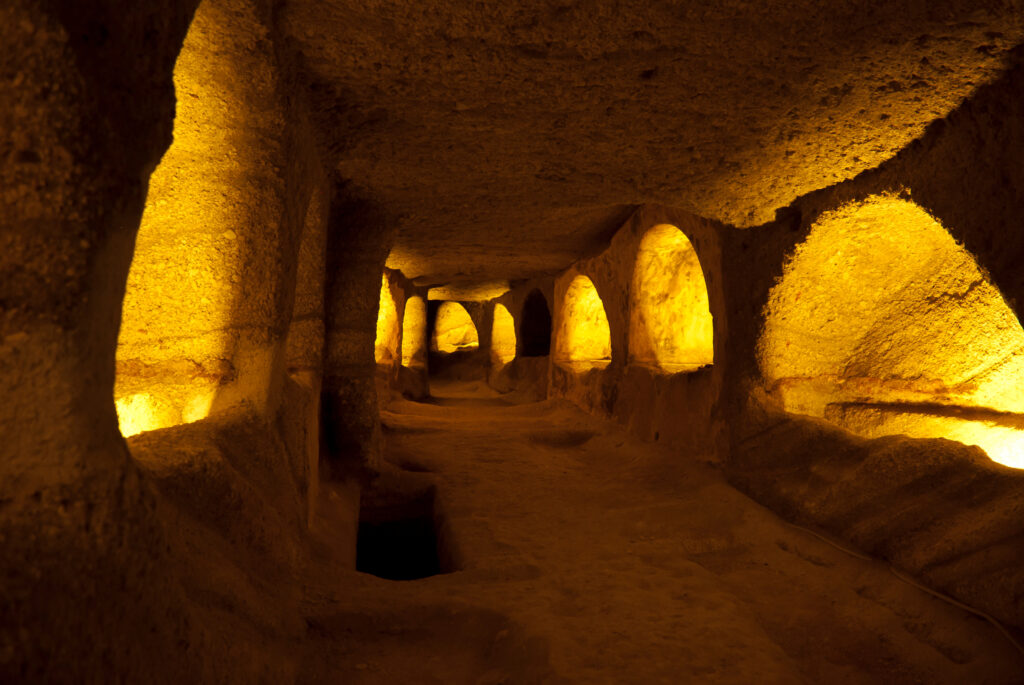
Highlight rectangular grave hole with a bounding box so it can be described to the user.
[356,478,456,581]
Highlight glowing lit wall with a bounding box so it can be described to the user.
[491,304,517,365]
[431,302,479,353]
[375,273,400,364]
[555,275,612,370]
[759,195,1024,468]
[401,296,427,367]
[630,224,713,372]
[116,0,295,437]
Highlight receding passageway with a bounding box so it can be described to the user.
[297,382,1024,684]
[6,2,1024,681]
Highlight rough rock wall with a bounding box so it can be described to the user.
[322,188,394,477]
[0,0,202,680]
[721,52,1024,630]
[115,0,322,435]
[547,205,728,458]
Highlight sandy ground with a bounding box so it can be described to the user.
[299,379,1024,684]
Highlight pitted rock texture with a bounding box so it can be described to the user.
[282,0,1023,285]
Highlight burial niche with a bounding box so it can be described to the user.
[520,289,552,357]
[375,273,400,364]
[630,224,713,372]
[402,296,427,367]
[431,302,480,353]
[759,195,1024,468]
[491,304,517,365]
[555,275,612,371]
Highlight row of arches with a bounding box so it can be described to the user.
[554,223,715,373]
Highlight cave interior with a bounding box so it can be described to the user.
[4,0,1024,682]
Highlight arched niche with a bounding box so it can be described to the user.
[491,304,517,365]
[401,296,427,367]
[630,224,713,372]
[431,302,480,353]
[374,273,399,364]
[555,275,612,371]
[759,195,1024,468]
[520,289,552,357]
[115,0,290,437]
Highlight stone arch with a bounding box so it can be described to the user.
[401,296,428,368]
[629,224,713,373]
[759,195,1024,468]
[431,302,480,353]
[520,289,552,357]
[555,275,612,370]
[491,303,517,365]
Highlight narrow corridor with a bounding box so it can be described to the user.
[299,380,1023,684]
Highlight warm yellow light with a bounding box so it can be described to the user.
[431,302,479,353]
[375,274,400,364]
[115,390,214,438]
[555,275,612,370]
[401,296,427,367]
[630,224,713,372]
[760,195,1024,468]
[428,281,510,302]
[491,304,517,365]
[115,4,257,436]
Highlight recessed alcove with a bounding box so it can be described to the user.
[759,195,1024,469]
[629,224,713,373]
[375,274,400,364]
[401,295,427,368]
[491,303,516,365]
[554,275,612,371]
[431,301,480,354]
[520,289,552,357]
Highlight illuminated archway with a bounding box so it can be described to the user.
[760,195,1024,468]
[555,275,612,370]
[630,224,713,372]
[431,302,480,353]
[521,289,552,357]
[375,274,400,364]
[491,304,517,365]
[401,296,427,367]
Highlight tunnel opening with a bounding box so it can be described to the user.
[759,195,1024,469]
[555,275,612,371]
[630,224,714,373]
[491,303,517,366]
[356,477,456,581]
[520,289,552,357]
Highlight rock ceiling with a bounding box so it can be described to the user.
[281,0,1023,286]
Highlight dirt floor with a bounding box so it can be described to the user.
[299,379,1024,684]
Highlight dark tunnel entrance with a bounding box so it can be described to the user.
[520,289,552,357]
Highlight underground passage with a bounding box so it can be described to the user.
[4,2,1024,682]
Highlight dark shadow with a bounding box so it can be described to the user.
[520,289,552,357]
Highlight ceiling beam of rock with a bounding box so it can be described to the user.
[281,0,1023,285]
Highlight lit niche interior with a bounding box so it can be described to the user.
[555,275,612,371]
[375,274,400,364]
[759,195,1024,468]
[115,6,252,438]
[491,304,517,365]
[401,296,427,367]
[630,224,713,373]
[431,302,479,353]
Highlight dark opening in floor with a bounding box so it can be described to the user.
[356,478,455,581]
